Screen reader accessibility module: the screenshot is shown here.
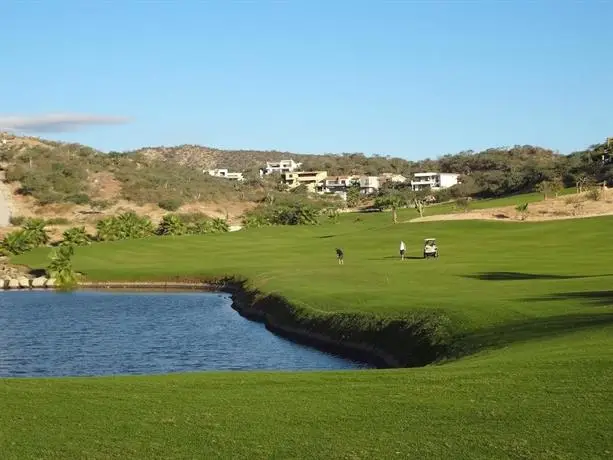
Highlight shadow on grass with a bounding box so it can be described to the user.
[524,290,613,307]
[457,311,613,356]
[462,272,612,281]
[28,268,47,277]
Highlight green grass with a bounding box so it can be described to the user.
[417,187,576,217]
[6,212,613,459]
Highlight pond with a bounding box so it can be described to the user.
[0,291,370,377]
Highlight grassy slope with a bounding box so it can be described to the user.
[422,187,577,217]
[7,212,613,459]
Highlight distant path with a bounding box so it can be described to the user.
[0,171,13,226]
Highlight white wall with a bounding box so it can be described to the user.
[439,174,459,188]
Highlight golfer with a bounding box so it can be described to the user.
[335,248,344,265]
[399,240,406,260]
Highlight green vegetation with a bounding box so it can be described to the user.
[46,244,77,290]
[242,194,338,228]
[156,213,230,236]
[95,211,155,241]
[1,135,611,211]
[0,218,50,255]
[515,202,529,220]
[60,226,92,247]
[418,187,577,218]
[9,211,613,458]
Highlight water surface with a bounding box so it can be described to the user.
[0,290,369,377]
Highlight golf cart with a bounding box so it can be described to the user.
[423,238,439,259]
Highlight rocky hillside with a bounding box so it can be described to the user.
[0,132,610,234]
[129,144,304,174]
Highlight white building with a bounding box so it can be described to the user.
[323,175,380,200]
[411,172,460,191]
[359,176,380,194]
[283,171,328,193]
[379,173,407,184]
[324,176,358,200]
[207,168,244,182]
[261,159,303,175]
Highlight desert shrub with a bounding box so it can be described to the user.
[67,193,90,205]
[9,215,25,226]
[95,211,154,241]
[454,197,471,212]
[61,227,91,246]
[346,185,361,207]
[0,147,16,162]
[5,164,28,182]
[565,195,581,205]
[45,217,70,225]
[586,187,602,201]
[114,159,240,205]
[325,207,341,223]
[90,199,113,211]
[515,203,529,220]
[434,188,454,203]
[175,212,208,224]
[7,156,90,205]
[158,198,183,211]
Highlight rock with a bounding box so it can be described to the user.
[0,279,6,289]
[45,278,56,288]
[7,278,20,289]
[18,277,31,288]
[31,277,47,288]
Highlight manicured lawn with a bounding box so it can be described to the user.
[418,187,576,217]
[6,213,613,459]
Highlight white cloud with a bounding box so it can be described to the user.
[0,113,130,133]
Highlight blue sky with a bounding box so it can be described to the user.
[1,1,611,159]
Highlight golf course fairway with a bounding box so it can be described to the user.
[5,212,613,459]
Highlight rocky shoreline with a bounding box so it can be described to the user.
[0,262,55,289]
[1,276,56,289]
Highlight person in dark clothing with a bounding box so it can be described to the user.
[335,248,344,264]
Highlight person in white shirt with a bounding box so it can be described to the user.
[399,240,406,260]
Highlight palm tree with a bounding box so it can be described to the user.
[47,244,77,289]
[22,218,49,246]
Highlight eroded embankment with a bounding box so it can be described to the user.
[223,279,456,369]
[49,278,457,369]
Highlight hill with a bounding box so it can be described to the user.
[0,132,611,239]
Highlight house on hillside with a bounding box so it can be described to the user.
[379,173,407,184]
[324,176,359,200]
[207,168,244,182]
[323,175,380,200]
[410,172,459,191]
[261,159,303,176]
[359,176,380,194]
[283,171,327,193]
